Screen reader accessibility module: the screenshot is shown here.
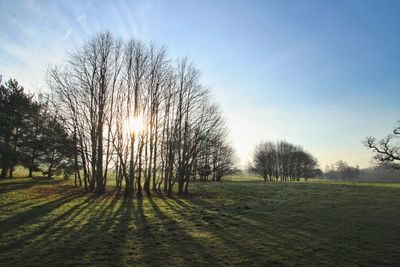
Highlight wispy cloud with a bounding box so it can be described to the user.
[76,14,86,22]
[63,12,86,41]
[63,27,73,40]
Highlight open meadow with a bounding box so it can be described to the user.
[1,173,400,266]
[2,1,400,266]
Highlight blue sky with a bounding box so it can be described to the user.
[1,0,399,168]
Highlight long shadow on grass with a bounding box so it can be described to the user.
[0,194,103,252]
[139,195,224,266]
[44,195,123,264]
[0,188,81,235]
[0,193,49,209]
[11,179,400,266]
[163,195,310,266]
[180,183,400,266]
[2,194,125,265]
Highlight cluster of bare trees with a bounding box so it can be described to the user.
[48,32,236,196]
[324,160,359,180]
[250,141,318,181]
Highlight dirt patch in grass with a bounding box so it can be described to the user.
[31,184,82,197]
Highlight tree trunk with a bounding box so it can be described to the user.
[152,114,158,191]
[96,116,105,193]
[145,132,152,195]
[47,164,53,178]
[9,163,15,178]
[126,133,135,197]
[1,166,8,178]
[136,138,144,198]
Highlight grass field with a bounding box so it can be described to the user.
[1,174,400,266]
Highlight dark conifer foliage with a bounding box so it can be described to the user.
[0,79,73,178]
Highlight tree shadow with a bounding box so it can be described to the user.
[159,195,315,266]
[135,195,225,266]
[3,178,399,266]
[1,193,125,265]
[0,188,81,235]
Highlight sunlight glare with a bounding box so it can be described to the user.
[126,114,143,135]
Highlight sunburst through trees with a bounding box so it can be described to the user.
[47,32,237,196]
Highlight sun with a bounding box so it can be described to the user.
[125,114,143,135]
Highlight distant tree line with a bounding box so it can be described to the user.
[250,141,319,181]
[324,160,360,180]
[356,164,400,182]
[323,160,400,181]
[47,32,237,196]
[0,79,73,179]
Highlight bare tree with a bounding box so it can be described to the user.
[48,32,123,193]
[364,121,400,169]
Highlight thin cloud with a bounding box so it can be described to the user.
[63,13,86,42]
[76,14,86,22]
[63,27,73,40]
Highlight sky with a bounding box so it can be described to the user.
[1,0,399,169]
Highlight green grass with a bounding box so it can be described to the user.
[1,176,400,266]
